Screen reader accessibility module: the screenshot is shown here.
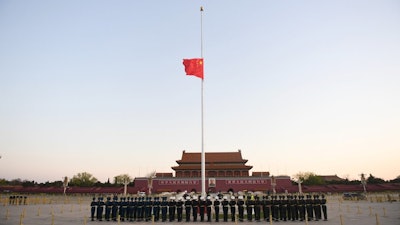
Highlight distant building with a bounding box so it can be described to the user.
[318,175,345,182]
[133,150,291,193]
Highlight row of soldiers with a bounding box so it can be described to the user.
[90,194,328,222]
[8,195,28,205]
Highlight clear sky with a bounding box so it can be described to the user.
[1,1,399,183]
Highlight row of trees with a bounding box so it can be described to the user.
[292,172,400,185]
[1,172,399,187]
[0,172,135,187]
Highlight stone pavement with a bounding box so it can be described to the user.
[1,194,399,225]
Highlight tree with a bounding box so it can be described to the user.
[389,176,400,183]
[114,174,133,185]
[304,174,325,185]
[367,174,386,184]
[0,178,8,186]
[10,178,22,185]
[21,180,36,187]
[69,172,98,187]
[293,172,325,185]
[43,180,63,187]
[389,175,400,183]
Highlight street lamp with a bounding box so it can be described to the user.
[292,178,303,194]
[63,176,69,195]
[360,173,367,194]
[123,178,130,196]
[271,176,276,194]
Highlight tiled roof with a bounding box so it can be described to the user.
[318,175,344,181]
[172,164,253,171]
[176,150,248,164]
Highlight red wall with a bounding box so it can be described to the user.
[133,176,292,194]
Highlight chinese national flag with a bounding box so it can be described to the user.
[183,58,204,79]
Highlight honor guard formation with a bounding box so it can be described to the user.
[8,195,28,205]
[90,193,328,222]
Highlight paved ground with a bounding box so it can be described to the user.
[1,194,399,225]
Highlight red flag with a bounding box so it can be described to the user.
[183,58,204,79]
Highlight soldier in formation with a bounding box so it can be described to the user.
[185,196,192,222]
[213,196,220,222]
[298,195,306,221]
[168,196,176,222]
[118,197,126,221]
[153,196,161,221]
[237,195,245,222]
[105,196,112,221]
[199,196,206,221]
[176,197,183,222]
[229,196,236,222]
[321,194,328,220]
[145,197,153,221]
[192,195,199,221]
[246,195,254,221]
[255,195,262,221]
[97,197,105,221]
[221,196,229,222]
[306,194,314,221]
[206,196,212,222]
[279,195,287,221]
[90,197,97,221]
[111,196,118,221]
[262,195,270,221]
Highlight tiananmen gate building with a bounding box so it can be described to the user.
[133,150,292,194]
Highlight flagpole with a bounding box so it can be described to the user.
[200,6,206,198]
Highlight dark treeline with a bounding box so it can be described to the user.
[1,174,399,188]
[0,178,132,187]
[291,174,400,186]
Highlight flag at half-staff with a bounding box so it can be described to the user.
[183,58,204,79]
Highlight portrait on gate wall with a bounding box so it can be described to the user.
[208,178,216,187]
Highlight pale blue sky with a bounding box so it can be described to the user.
[1,1,399,183]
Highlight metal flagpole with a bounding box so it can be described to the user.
[200,6,206,198]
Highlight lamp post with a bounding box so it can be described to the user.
[123,178,130,196]
[62,176,68,195]
[271,176,276,194]
[293,178,303,194]
[147,171,156,195]
[360,173,367,194]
